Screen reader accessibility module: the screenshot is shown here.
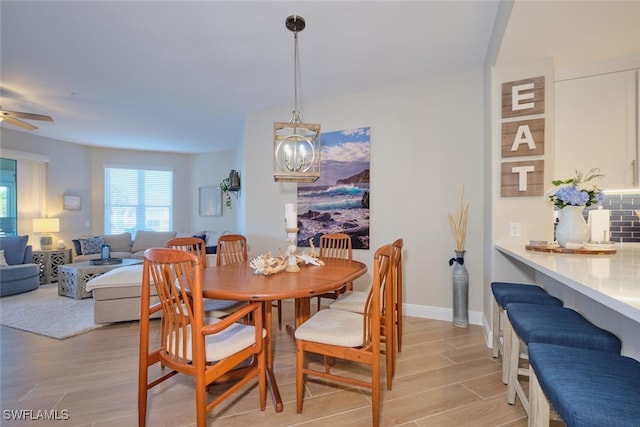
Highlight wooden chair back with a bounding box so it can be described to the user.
[318,233,352,260]
[391,238,404,352]
[216,234,248,266]
[165,237,207,268]
[138,248,266,427]
[362,244,393,351]
[315,233,353,310]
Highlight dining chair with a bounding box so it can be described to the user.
[328,238,403,383]
[138,248,266,427]
[217,234,284,330]
[166,237,247,317]
[314,233,353,311]
[294,243,393,427]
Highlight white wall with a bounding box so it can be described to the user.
[242,69,487,321]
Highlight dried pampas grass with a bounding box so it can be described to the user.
[448,186,469,251]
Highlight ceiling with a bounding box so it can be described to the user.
[1,1,638,154]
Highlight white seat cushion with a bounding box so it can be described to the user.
[168,318,266,362]
[85,265,145,290]
[328,290,368,314]
[295,308,363,347]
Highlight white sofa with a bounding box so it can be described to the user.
[82,230,223,323]
[72,230,183,262]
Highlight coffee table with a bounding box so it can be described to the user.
[58,259,143,299]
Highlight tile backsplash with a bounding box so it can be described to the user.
[585,192,640,243]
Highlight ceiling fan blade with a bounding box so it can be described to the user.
[1,110,53,122]
[1,116,38,130]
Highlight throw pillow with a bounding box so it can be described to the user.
[131,230,177,253]
[193,234,207,244]
[0,250,8,267]
[72,239,83,255]
[79,237,105,255]
[102,232,132,252]
[0,235,28,265]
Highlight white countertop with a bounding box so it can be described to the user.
[495,242,640,323]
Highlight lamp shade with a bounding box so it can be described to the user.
[33,218,60,233]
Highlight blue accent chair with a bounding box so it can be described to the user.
[0,235,39,297]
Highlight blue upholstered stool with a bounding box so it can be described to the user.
[506,303,621,415]
[528,343,640,427]
[490,282,562,383]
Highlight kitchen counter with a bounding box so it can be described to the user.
[495,242,640,358]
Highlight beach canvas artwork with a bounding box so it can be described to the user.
[297,127,370,249]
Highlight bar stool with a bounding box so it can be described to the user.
[506,303,621,416]
[528,343,640,427]
[491,282,563,383]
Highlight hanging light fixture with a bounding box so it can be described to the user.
[273,15,321,183]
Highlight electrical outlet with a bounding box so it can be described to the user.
[509,222,521,237]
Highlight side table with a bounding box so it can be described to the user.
[58,259,143,299]
[32,248,72,284]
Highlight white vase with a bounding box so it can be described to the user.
[556,205,589,248]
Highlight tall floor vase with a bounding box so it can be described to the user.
[450,250,469,328]
[555,205,589,248]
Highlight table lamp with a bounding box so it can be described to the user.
[33,217,60,250]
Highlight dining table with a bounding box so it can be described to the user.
[200,257,368,412]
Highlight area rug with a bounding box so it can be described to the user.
[0,284,109,339]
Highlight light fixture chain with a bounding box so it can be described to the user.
[293,30,301,123]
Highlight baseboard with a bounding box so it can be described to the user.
[403,303,493,348]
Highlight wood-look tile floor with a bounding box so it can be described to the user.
[0,301,530,426]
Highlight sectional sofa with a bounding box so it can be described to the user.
[77,230,220,323]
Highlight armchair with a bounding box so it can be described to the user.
[0,235,39,297]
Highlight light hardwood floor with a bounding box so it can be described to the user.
[1,301,530,426]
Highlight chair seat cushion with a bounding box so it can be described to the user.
[328,290,368,313]
[529,343,640,427]
[169,319,265,362]
[295,308,363,347]
[491,282,562,309]
[507,303,621,353]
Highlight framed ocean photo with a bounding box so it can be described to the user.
[297,127,370,249]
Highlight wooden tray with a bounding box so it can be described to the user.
[525,245,616,255]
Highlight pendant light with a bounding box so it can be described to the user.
[273,15,321,183]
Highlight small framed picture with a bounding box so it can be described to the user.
[199,186,222,216]
[63,194,81,210]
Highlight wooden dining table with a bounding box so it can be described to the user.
[200,257,367,412]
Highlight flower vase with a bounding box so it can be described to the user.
[450,250,469,328]
[555,205,589,248]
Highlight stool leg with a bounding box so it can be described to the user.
[502,311,512,384]
[507,326,519,405]
[529,367,550,427]
[492,298,501,358]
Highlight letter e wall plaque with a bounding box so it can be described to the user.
[502,118,545,158]
[502,76,545,119]
[501,160,544,197]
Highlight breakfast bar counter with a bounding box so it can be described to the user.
[495,242,640,359]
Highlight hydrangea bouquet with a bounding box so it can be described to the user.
[547,168,604,209]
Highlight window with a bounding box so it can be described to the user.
[0,158,17,236]
[105,167,173,236]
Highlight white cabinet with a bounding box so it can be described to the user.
[555,68,638,188]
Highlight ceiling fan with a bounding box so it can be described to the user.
[0,109,53,130]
